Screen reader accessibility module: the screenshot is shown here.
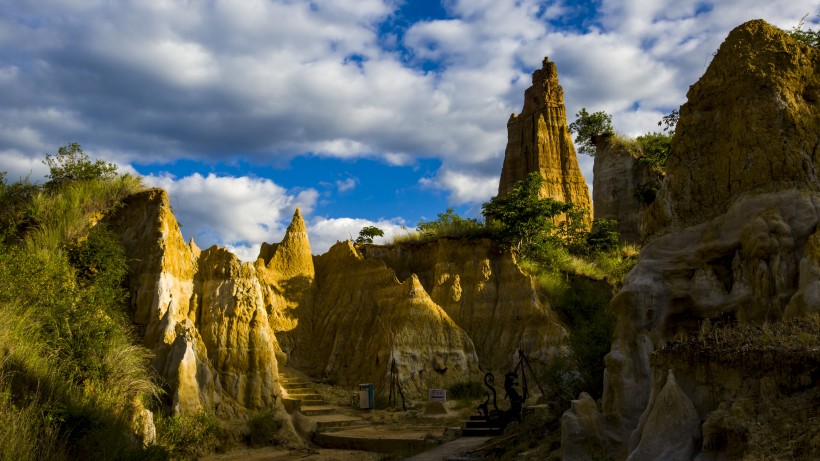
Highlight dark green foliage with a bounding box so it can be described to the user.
[0,173,40,243]
[155,412,220,460]
[568,108,614,156]
[482,172,571,255]
[244,408,285,447]
[555,205,591,254]
[587,219,620,253]
[786,13,819,47]
[634,182,660,205]
[553,277,615,400]
[44,142,118,190]
[416,207,486,239]
[636,132,672,171]
[448,380,485,400]
[658,109,679,133]
[355,225,384,244]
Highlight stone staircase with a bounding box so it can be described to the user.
[278,372,367,432]
[277,369,448,456]
[459,414,504,437]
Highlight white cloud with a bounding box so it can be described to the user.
[143,173,318,259]
[0,0,816,230]
[307,216,408,254]
[335,177,358,192]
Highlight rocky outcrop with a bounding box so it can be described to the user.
[643,20,820,239]
[592,135,663,244]
[107,189,286,417]
[563,20,820,459]
[278,241,481,395]
[499,57,592,222]
[361,238,567,372]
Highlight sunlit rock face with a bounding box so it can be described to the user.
[361,238,568,373]
[108,189,285,416]
[499,57,592,223]
[562,20,820,460]
[278,241,481,395]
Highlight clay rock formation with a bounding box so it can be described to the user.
[643,19,820,238]
[499,57,592,222]
[361,238,568,372]
[592,135,664,244]
[562,20,820,459]
[278,241,481,395]
[107,189,285,416]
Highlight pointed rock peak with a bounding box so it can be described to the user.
[189,237,201,258]
[286,208,308,236]
[642,19,820,238]
[498,57,592,224]
[521,57,564,115]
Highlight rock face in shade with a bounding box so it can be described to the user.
[642,20,820,239]
[592,134,664,244]
[498,57,592,222]
[561,20,820,460]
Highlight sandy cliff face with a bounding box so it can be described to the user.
[563,20,820,460]
[278,241,481,395]
[108,189,286,416]
[499,57,592,222]
[361,238,567,372]
[592,135,663,244]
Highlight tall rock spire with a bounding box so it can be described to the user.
[498,57,592,220]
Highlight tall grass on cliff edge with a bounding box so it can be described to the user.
[0,168,170,459]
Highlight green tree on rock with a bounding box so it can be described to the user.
[356,225,384,245]
[482,172,570,254]
[568,108,614,156]
[43,142,118,190]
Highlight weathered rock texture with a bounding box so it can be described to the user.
[562,20,820,459]
[108,189,286,416]
[592,135,664,244]
[278,241,481,395]
[360,238,567,372]
[643,20,820,239]
[499,57,592,222]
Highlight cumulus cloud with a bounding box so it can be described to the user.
[307,216,408,254]
[144,172,318,257]
[0,0,816,245]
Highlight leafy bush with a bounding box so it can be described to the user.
[448,380,485,400]
[44,142,119,190]
[483,172,570,254]
[636,132,672,172]
[785,13,819,48]
[155,412,220,460]
[634,182,660,205]
[244,408,285,447]
[586,219,620,253]
[568,108,614,156]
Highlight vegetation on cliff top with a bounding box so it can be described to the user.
[0,144,221,460]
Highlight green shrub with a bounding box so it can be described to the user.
[568,108,614,156]
[156,412,220,460]
[634,182,660,205]
[245,408,285,447]
[586,219,620,253]
[448,380,485,400]
[636,132,672,172]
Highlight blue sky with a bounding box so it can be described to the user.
[0,0,817,258]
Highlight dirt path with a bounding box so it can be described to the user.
[203,447,386,461]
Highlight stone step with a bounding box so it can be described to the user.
[299,405,338,416]
[287,392,323,400]
[311,414,365,430]
[282,385,313,393]
[460,426,503,437]
[313,427,439,456]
